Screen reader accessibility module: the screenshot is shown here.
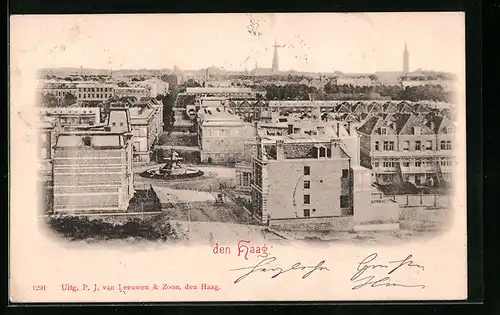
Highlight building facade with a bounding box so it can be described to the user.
[114,87,150,99]
[52,109,134,214]
[251,135,353,224]
[39,107,101,126]
[37,118,60,214]
[357,113,455,186]
[39,82,78,103]
[197,108,256,164]
[185,87,265,99]
[76,83,116,102]
[128,101,164,163]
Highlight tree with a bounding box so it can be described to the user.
[185,79,201,88]
[42,93,58,107]
[63,92,77,106]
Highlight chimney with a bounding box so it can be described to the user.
[276,140,285,160]
[347,121,351,136]
[330,140,340,158]
[336,122,340,137]
[287,124,294,135]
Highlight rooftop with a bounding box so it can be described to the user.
[186,87,254,94]
[55,132,129,148]
[129,106,155,123]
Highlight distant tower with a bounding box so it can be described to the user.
[272,37,279,73]
[403,42,409,73]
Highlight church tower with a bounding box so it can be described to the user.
[272,37,279,73]
[403,42,409,73]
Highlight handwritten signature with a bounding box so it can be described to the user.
[230,257,329,284]
[350,253,425,290]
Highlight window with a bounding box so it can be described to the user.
[383,141,394,151]
[243,173,251,187]
[403,162,410,167]
[380,128,387,135]
[341,169,349,179]
[415,141,421,151]
[383,161,394,168]
[303,194,310,205]
[403,141,410,151]
[445,141,452,150]
[415,161,422,167]
[304,166,310,175]
[112,122,116,126]
[440,160,452,167]
[340,196,349,208]
[425,140,433,150]
[414,126,421,135]
[444,127,453,134]
[120,122,124,127]
[319,146,326,158]
[374,162,379,167]
[303,180,310,189]
[303,209,310,217]
[374,141,380,150]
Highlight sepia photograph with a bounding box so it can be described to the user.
[10,12,467,302]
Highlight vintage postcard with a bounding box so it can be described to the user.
[9,12,467,303]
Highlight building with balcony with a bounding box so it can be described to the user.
[39,107,101,127]
[357,112,455,186]
[51,108,134,214]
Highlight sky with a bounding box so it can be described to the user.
[10,12,465,74]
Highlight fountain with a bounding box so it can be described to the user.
[141,150,204,180]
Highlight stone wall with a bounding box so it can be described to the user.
[270,216,354,232]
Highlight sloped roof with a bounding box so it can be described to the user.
[357,116,380,135]
[391,113,412,134]
[423,113,445,133]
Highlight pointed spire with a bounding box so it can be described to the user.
[404,42,408,52]
[272,37,279,73]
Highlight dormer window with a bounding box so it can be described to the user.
[319,146,326,158]
[414,126,421,136]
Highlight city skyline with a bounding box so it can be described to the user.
[11,12,464,74]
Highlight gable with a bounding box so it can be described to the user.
[437,116,454,134]
[399,114,433,135]
[372,118,397,135]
